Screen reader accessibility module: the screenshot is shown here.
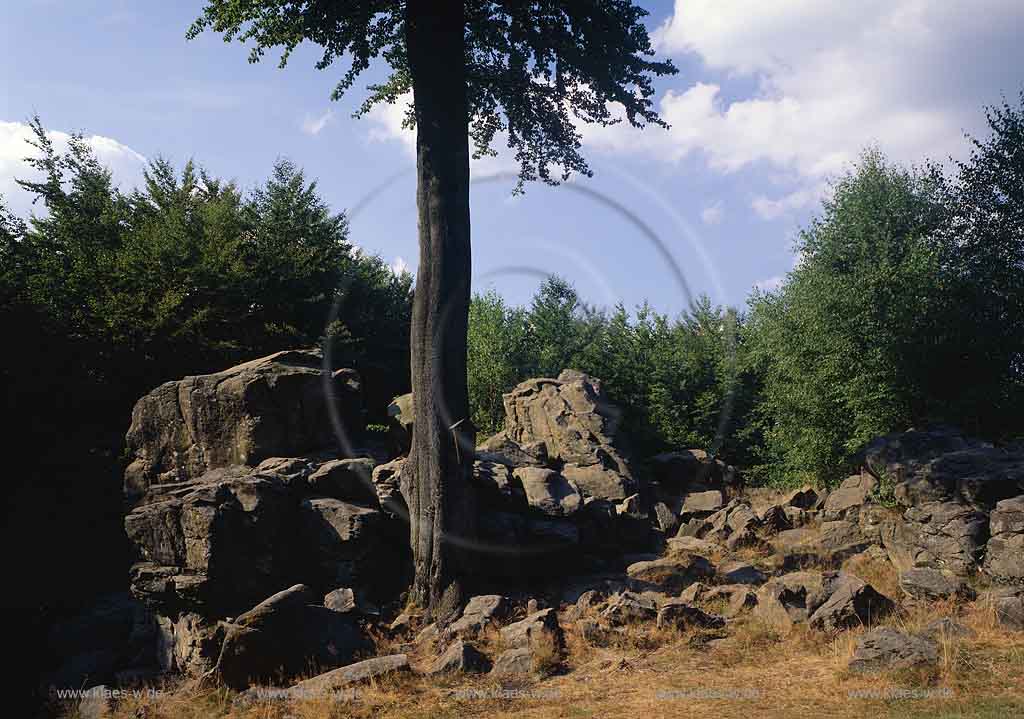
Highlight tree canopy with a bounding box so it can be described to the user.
[188,0,677,187]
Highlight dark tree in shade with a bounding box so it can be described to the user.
[189,0,676,617]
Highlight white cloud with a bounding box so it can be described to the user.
[586,0,1024,218]
[301,109,335,136]
[700,201,723,225]
[390,255,410,275]
[1,120,146,217]
[751,185,824,220]
[754,275,785,293]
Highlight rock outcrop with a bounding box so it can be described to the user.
[124,350,363,498]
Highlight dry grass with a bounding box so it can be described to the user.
[69,593,1024,719]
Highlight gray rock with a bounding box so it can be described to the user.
[155,612,221,676]
[307,458,377,503]
[290,654,409,695]
[472,460,524,507]
[450,595,508,636]
[823,474,877,521]
[653,502,680,535]
[717,561,767,586]
[864,429,1023,510]
[882,501,987,576]
[125,468,295,615]
[427,639,490,674]
[848,627,938,672]
[369,458,407,514]
[563,463,635,502]
[124,349,362,498]
[984,496,1024,581]
[754,572,829,631]
[323,587,379,616]
[656,599,725,630]
[681,490,725,515]
[703,585,758,618]
[491,646,535,676]
[921,617,976,640]
[499,608,564,651]
[600,591,658,625]
[807,573,894,632]
[626,554,714,593]
[898,568,972,601]
[300,497,397,593]
[783,486,820,510]
[981,588,1024,630]
[210,584,370,690]
[666,536,719,556]
[476,430,549,468]
[514,467,582,517]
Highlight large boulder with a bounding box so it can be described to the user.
[881,501,987,576]
[125,467,296,616]
[211,584,370,690]
[863,428,1024,511]
[514,467,582,517]
[124,350,363,498]
[299,497,406,600]
[807,573,894,632]
[848,627,938,672]
[497,370,638,501]
[984,495,1024,581]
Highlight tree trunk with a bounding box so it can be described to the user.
[404,0,476,621]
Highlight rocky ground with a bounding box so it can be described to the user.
[41,350,1024,718]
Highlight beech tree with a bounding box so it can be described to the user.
[189,0,676,617]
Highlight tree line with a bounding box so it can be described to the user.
[3,91,1022,490]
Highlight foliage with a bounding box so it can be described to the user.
[2,117,413,450]
[187,0,677,189]
[466,277,761,462]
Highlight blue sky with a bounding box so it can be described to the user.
[4,1,1024,314]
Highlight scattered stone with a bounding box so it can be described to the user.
[717,561,767,586]
[626,554,714,593]
[704,585,758,617]
[681,490,725,515]
[898,568,972,601]
[600,591,659,625]
[666,536,719,556]
[848,627,938,672]
[491,646,535,676]
[653,502,680,535]
[980,587,1024,630]
[783,486,820,510]
[500,608,564,651]
[656,599,726,630]
[922,617,976,640]
[807,573,894,632]
[324,587,379,616]
[823,474,877,521]
[289,654,409,694]
[427,639,490,675]
[210,584,370,690]
[754,571,829,631]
